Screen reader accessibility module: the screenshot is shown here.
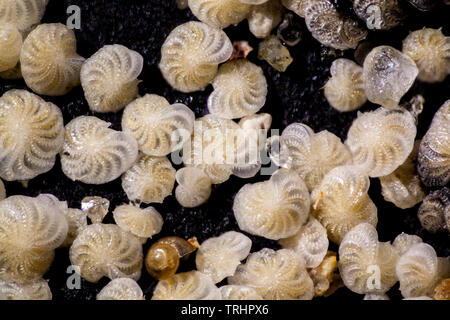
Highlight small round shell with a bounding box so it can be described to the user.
[362,46,419,109]
[0,279,52,300]
[159,21,233,93]
[188,0,251,29]
[175,167,212,208]
[353,0,405,30]
[279,217,329,268]
[208,59,267,119]
[20,23,84,96]
[417,100,450,187]
[233,169,311,240]
[113,204,164,240]
[228,248,314,300]
[69,223,143,283]
[392,232,423,256]
[81,44,143,113]
[402,28,450,83]
[122,94,194,156]
[61,208,87,248]
[96,278,144,300]
[247,0,283,39]
[417,188,449,234]
[345,107,417,177]
[311,166,378,244]
[0,89,64,181]
[0,195,68,284]
[122,155,175,204]
[324,58,367,112]
[379,140,425,209]
[195,231,252,283]
[339,223,399,294]
[219,285,263,300]
[0,0,48,33]
[0,24,22,72]
[61,116,138,184]
[151,271,221,300]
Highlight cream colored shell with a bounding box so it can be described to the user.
[402,28,450,83]
[0,279,52,300]
[363,46,419,109]
[113,204,164,240]
[0,195,68,284]
[345,107,417,177]
[219,285,263,300]
[81,44,143,113]
[61,208,87,248]
[324,58,367,112]
[208,59,267,119]
[247,0,283,39]
[392,232,423,256]
[61,116,138,184]
[69,223,143,283]
[228,248,314,300]
[122,155,176,204]
[195,231,252,283]
[159,21,233,93]
[20,23,85,96]
[175,167,212,208]
[0,89,64,181]
[338,223,399,294]
[379,140,425,209]
[233,169,310,240]
[122,94,195,156]
[0,0,48,33]
[0,24,22,72]
[311,166,378,244]
[152,271,221,300]
[188,0,251,29]
[279,217,329,268]
[97,278,144,300]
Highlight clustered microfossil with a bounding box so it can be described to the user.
[0,0,448,302]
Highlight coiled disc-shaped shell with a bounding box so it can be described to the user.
[61,208,87,248]
[20,23,85,96]
[175,167,212,208]
[219,285,263,300]
[0,0,48,33]
[353,0,405,30]
[152,271,221,300]
[0,24,22,72]
[417,188,449,234]
[417,100,450,187]
[0,279,51,300]
[392,232,423,256]
[196,231,252,283]
[228,248,314,300]
[208,59,267,119]
[363,46,419,109]
[159,21,233,93]
[247,0,283,39]
[188,0,251,29]
[81,44,143,113]
[0,195,68,284]
[324,58,367,112]
[0,89,64,181]
[122,155,175,204]
[339,223,399,294]
[113,204,164,240]
[304,0,367,50]
[61,116,138,184]
[402,28,450,83]
[345,108,417,177]
[122,94,194,156]
[233,169,311,240]
[311,166,378,244]
[97,278,144,300]
[69,224,143,283]
[279,217,329,268]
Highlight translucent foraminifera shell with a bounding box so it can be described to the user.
[187,0,251,29]
[417,188,449,234]
[392,232,423,256]
[247,0,283,39]
[96,278,144,300]
[353,0,405,30]
[0,24,22,72]
[0,278,52,300]
[0,0,48,34]
[175,167,212,208]
[219,285,263,300]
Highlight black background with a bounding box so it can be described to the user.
[0,0,449,300]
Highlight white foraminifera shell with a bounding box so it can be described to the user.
[122,155,176,204]
[113,204,163,241]
[188,0,251,29]
[228,248,314,300]
[20,23,85,96]
[61,116,138,184]
[0,89,64,181]
[175,167,212,208]
[233,169,311,240]
[0,279,52,300]
[69,224,143,283]
[345,107,417,177]
[339,223,399,294]
[152,271,222,300]
[195,231,252,283]
[0,24,22,72]
[219,285,263,300]
[0,0,48,33]
[97,278,144,300]
[81,44,143,113]
[159,21,233,93]
[392,232,423,256]
[247,0,283,39]
[122,94,195,156]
